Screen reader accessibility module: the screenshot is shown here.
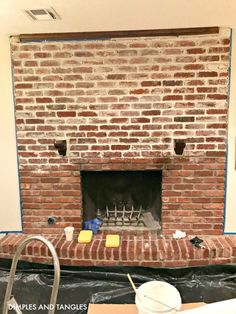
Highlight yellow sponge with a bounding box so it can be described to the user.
[105,235,120,248]
[78,230,93,243]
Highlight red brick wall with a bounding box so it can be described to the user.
[11,28,230,235]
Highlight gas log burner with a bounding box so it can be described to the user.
[81,170,162,231]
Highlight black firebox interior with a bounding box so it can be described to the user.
[81,170,162,229]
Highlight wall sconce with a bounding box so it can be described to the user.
[54,140,67,156]
[174,139,186,155]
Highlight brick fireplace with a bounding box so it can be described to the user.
[11,27,230,239]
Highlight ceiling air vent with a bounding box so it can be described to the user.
[25,7,60,21]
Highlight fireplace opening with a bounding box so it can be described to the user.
[81,170,162,231]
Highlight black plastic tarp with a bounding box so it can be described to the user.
[0,259,236,313]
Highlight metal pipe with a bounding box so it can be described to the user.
[3,235,60,314]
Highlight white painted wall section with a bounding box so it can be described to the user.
[0,36,22,232]
[225,29,236,233]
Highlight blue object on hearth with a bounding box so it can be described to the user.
[83,218,103,234]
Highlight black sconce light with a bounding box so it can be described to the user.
[54,140,67,156]
[174,139,186,155]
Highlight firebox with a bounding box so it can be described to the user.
[81,170,162,230]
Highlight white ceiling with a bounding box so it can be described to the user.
[0,0,235,37]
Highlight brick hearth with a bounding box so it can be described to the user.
[0,233,236,267]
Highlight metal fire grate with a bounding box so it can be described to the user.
[97,204,144,226]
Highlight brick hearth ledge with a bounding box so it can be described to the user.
[0,233,236,267]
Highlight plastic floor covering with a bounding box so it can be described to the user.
[0,259,236,313]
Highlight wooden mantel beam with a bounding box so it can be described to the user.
[18,27,219,42]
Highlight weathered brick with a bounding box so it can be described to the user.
[174,116,195,122]
[40,60,60,67]
[198,71,218,77]
[140,81,160,87]
[174,72,195,78]
[184,64,205,70]
[15,83,33,89]
[163,80,183,86]
[107,74,126,80]
[25,119,45,124]
[163,95,183,101]
[36,97,53,103]
[207,94,228,100]
[199,55,220,62]
[57,111,76,117]
[130,88,149,94]
[187,48,206,54]
[34,52,51,58]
